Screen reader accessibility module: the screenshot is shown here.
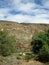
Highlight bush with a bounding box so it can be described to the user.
[38,43,49,62]
[31,29,49,62]
[31,32,46,54]
[0,30,16,56]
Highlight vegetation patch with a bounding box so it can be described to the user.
[0,30,16,56]
[31,29,49,62]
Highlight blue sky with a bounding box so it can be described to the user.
[0,0,49,23]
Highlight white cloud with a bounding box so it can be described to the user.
[3,13,49,24]
[5,14,33,23]
[0,0,49,23]
[17,3,37,13]
[42,0,49,8]
[0,8,10,19]
[11,0,36,14]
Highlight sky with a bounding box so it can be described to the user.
[0,0,49,23]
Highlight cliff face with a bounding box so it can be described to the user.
[0,20,49,52]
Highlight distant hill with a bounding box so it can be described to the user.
[0,20,49,52]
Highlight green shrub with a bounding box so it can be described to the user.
[31,32,46,54]
[31,29,49,62]
[38,43,49,62]
[0,30,16,56]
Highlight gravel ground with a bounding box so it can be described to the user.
[0,55,44,65]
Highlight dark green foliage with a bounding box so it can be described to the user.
[0,30,16,56]
[31,32,46,54]
[31,40,43,54]
[31,29,49,62]
[38,43,49,62]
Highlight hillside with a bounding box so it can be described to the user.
[0,20,49,65]
[0,20,49,42]
[0,20,49,52]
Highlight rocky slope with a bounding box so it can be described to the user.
[0,20,49,52]
[0,20,49,42]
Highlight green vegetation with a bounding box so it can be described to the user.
[38,43,49,62]
[0,30,16,56]
[24,53,33,62]
[31,29,49,62]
